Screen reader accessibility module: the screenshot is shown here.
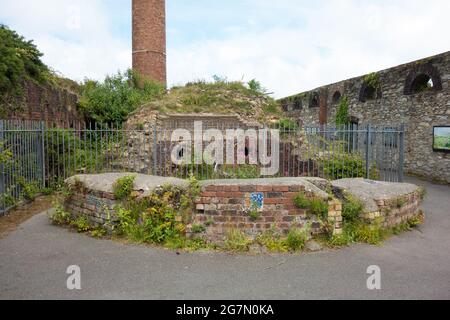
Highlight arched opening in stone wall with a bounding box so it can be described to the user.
[410,74,433,93]
[293,96,302,110]
[404,63,443,95]
[359,81,382,102]
[332,91,342,104]
[309,92,319,108]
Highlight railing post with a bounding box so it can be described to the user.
[0,120,5,214]
[398,124,405,182]
[152,125,157,176]
[40,121,46,188]
[365,124,371,179]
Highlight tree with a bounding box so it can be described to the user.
[0,25,49,94]
[77,70,165,125]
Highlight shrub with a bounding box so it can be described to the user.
[17,177,39,201]
[49,204,72,225]
[286,225,310,252]
[78,69,165,125]
[293,194,310,209]
[256,228,288,253]
[191,224,206,234]
[321,153,379,180]
[0,25,49,94]
[224,229,250,252]
[342,196,364,222]
[294,194,328,219]
[71,215,91,233]
[113,175,136,200]
[335,95,350,126]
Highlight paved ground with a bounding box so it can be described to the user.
[0,177,449,300]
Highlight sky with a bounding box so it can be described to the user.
[1,0,450,98]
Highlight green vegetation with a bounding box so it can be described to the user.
[335,96,350,126]
[341,196,364,222]
[113,175,136,200]
[191,224,206,234]
[130,79,281,122]
[78,70,165,125]
[224,229,251,252]
[276,118,299,132]
[256,227,288,253]
[294,194,328,219]
[286,225,310,251]
[321,153,379,180]
[364,72,380,89]
[17,177,40,201]
[326,196,424,247]
[0,25,49,95]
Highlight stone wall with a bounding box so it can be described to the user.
[1,80,83,127]
[280,51,450,184]
[332,179,423,229]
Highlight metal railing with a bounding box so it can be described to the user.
[0,120,405,215]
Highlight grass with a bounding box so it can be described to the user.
[224,229,251,252]
[293,194,328,219]
[129,80,282,122]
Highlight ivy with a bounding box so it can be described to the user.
[335,95,350,126]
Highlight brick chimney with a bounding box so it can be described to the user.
[132,0,167,85]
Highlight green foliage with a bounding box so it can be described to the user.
[113,175,136,201]
[0,25,49,94]
[256,228,289,253]
[0,143,12,165]
[90,227,107,238]
[49,204,72,225]
[293,194,310,209]
[191,224,206,234]
[364,72,380,89]
[321,153,379,180]
[247,79,267,94]
[335,95,350,126]
[78,69,165,124]
[276,118,299,132]
[342,196,364,222]
[294,194,328,219]
[17,177,39,201]
[224,229,251,252]
[71,215,91,233]
[286,225,310,251]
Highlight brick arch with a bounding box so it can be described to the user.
[331,90,342,104]
[404,63,442,95]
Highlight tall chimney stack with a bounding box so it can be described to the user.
[132,0,167,85]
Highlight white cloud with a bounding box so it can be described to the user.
[168,0,450,98]
[0,0,131,81]
[1,0,449,98]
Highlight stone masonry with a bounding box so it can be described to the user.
[280,51,450,184]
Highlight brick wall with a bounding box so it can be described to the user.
[1,80,83,126]
[132,0,167,85]
[190,183,342,242]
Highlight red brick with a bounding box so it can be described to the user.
[273,186,290,192]
[256,185,273,192]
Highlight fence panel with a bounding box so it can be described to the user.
[0,120,405,215]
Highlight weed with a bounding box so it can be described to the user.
[293,194,328,219]
[224,229,250,252]
[49,204,72,225]
[286,225,310,252]
[342,196,364,222]
[71,215,91,233]
[191,224,206,234]
[113,175,136,200]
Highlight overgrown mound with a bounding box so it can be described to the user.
[128,80,282,124]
